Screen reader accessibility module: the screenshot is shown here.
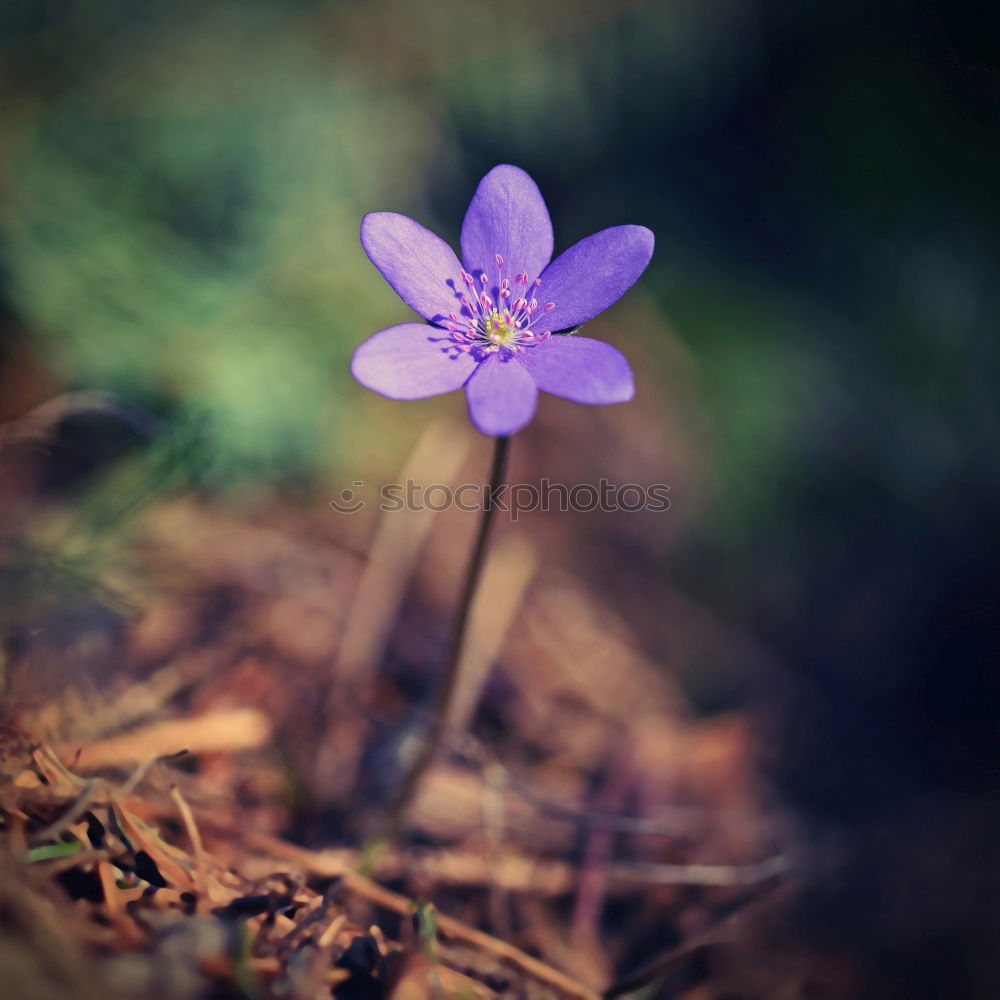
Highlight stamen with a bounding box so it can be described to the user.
[447,268,556,357]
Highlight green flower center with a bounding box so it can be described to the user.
[445,264,554,357]
[483,310,516,346]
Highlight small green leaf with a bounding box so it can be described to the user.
[412,899,439,961]
[233,920,263,1000]
[26,841,82,862]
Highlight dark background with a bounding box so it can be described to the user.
[1,1,998,996]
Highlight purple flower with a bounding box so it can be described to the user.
[351,165,654,436]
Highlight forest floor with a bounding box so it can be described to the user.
[0,412,851,1000]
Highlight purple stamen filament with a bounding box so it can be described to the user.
[448,254,553,355]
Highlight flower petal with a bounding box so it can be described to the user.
[351,323,477,400]
[464,352,538,436]
[518,336,635,404]
[531,226,654,335]
[460,165,554,289]
[361,212,465,323]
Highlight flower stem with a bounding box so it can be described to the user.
[389,433,511,829]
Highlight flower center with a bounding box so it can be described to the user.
[444,252,556,356]
[484,309,517,346]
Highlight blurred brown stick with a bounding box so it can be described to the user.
[60,707,271,769]
[330,418,473,689]
[439,533,537,737]
[314,419,472,802]
[0,390,165,451]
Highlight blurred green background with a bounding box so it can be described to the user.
[2,0,997,512]
[3,0,999,794]
[1,0,999,991]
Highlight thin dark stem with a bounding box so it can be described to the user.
[389,434,511,830]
